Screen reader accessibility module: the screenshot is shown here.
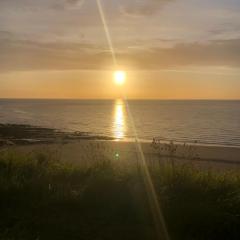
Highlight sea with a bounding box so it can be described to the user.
[0,99,240,147]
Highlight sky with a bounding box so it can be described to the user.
[0,0,240,99]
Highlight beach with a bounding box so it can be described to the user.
[1,124,240,239]
[1,124,239,171]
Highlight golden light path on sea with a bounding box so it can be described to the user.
[113,99,126,139]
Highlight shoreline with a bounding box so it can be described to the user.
[1,124,240,169]
[121,137,240,149]
[1,123,240,148]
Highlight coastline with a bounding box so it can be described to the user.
[1,124,240,170]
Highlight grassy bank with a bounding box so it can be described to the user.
[0,148,240,240]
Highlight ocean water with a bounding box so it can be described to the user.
[0,99,240,146]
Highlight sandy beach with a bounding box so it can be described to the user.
[1,140,239,171]
[1,124,240,171]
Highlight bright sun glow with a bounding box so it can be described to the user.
[114,71,126,85]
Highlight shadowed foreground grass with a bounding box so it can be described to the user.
[0,149,240,240]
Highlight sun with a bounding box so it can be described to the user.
[114,71,126,85]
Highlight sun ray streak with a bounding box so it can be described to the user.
[96,0,117,67]
[123,96,170,240]
[96,1,170,239]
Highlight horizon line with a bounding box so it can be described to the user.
[0,98,240,101]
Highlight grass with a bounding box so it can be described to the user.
[0,147,240,240]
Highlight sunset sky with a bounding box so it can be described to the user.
[0,0,240,99]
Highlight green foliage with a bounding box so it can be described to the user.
[0,149,240,240]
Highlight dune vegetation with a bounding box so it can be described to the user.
[0,146,240,240]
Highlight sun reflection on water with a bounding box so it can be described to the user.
[113,99,126,139]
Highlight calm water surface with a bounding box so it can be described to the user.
[0,99,240,146]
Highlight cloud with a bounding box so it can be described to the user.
[0,31,12,39]
[64,0,85,8]
[0,32,109,71]
[51,0,85,10]
[120,0,174,16]
[0,30,240,72]
[122,39,240,69]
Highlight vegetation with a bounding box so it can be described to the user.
[0,147,240,240]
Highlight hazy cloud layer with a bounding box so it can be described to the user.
[0,0,240,72]
[0,33,239,71]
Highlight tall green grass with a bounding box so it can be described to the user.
[0,148,240,240]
